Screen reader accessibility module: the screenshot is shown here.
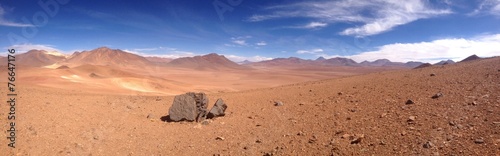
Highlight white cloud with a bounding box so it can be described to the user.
[233,40,247,46]
[256,41,267,46]
[304,22,328,29]
[345,34,500,63]
[469,0,500,16]
[248,0,451,36]
[0,5,34,27]
[224,54,273,62]
[297,48,324,54]
[123,48,197,59]
[6,44,62,53]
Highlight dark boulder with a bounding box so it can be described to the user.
[168,92,208,122]
[208,98,228,119]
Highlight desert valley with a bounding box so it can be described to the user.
[0,47,498,155]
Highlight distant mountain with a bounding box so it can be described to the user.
[167,53,248,70]
[64,47,152,67]
[247,57,316,67]
[359,59,423,68]
[145,56,173,63]
[414,63,432,69]
[319,57,358,66]
[6,50,67,67]
[434,60,455,65]
[459,54,480,62]
[238,60,253,65]
[248,56,424,68]
[315,56,326,61]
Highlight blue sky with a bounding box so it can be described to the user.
[0,0,499,63]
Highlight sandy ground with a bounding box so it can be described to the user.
[0,57,499,155]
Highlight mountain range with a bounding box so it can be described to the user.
[0,47,479,69]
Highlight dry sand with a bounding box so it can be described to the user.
[0,57,498,155]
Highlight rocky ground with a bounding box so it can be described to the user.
[0,57,498,155]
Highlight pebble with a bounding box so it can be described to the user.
[405,99,415,105]
[408,116,416,122]
[274,101,284,106]
[432,93,443,99]
[423,141,433,148]
[430,73,436,76]
[215,136,225,141]
[474,139,484,144]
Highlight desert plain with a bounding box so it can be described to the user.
[0,47,498,155]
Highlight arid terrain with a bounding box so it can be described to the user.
[0,48,498,155]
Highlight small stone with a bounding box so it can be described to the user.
[474,139,484,144]
[215,136,225,141]
[449,121,456,126]
[146,113,155,119]
[470,101,478,106]
[256,139,262,143]
[341,134,350,139]
[432,93,443,99]
[408,116,416,122]
[380,113,387,118]
[338,92,343,95]
[201,120,210,125]
[350,134,364,144]
[297,131,305,136]
[405,99,415,105]
[274,101,284,106]
[423,141,433,148]
[430,73,436,76]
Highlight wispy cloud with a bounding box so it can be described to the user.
[469,0,500,16]
[224,54,273,62]
[297,48,324,54]
[256,41,267,46]
[6,44,61,53]
[123,47,198,59]
[345,33,500,63]
[0,4,34,27]
[248,0,451,36]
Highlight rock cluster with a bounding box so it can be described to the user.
[168,92,227,122]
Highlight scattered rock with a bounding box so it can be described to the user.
[430,73,436,76]
[274,101,284,106]
[201,120,210,125]
[474,139,484,144]
[423,141,433,148]
[168,92,208,122]
[350,135,364,144]
[469,101,478,106]
[408,116,416,122]
[338,92,343,95]
[432,93,443,99]
[215,136,225,141]
[207,98,228,119]
[256,139,262,143]
[405,99,415,105]
[146,114,155,119]
[297,131,305,136]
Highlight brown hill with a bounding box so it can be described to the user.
[64,47,152,67]
[3,50,67,67]
[167,53,248,70]
[459,54,480,62]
